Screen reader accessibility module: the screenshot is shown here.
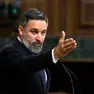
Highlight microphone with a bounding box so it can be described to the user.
[62,64,81,94]
[62,64,75,94]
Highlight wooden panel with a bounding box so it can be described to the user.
[80,0,94,25]
[21,0,66,36]
[65,0,94,37]
[78,0,94,37]
[0,0,66,36]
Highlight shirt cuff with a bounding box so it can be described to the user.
[52,49,59,64]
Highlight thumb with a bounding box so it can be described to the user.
[60,31,65,41]
[59,31,65,44]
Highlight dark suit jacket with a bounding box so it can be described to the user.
[0,38,54,94]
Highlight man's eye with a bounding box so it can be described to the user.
[31,31,38,34]
[41,31,46,35]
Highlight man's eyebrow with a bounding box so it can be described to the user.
[30,28,38,31]
[30,28,47,31]
[42,29,47,31]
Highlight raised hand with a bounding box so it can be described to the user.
[54,31,77,59]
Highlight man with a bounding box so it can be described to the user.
[0,8,76,94]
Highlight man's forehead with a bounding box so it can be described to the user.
[26,20,48,29]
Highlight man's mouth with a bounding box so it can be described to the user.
[32,42,41,46]
[34,43,41,46]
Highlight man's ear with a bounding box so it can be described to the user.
[18,25,23,36]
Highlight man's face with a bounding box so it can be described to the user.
[18,20,48,53]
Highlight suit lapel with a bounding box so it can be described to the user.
[14,38,33,57]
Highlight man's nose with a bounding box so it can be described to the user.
[36,33,42,41]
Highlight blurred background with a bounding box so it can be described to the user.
[0,0,94,94]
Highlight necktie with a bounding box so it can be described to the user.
[39,69,47,89]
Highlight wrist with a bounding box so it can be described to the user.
[54,47,60,60]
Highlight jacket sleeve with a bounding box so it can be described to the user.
[0,47,54,73]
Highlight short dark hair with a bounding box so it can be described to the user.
[15,8,48,33]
